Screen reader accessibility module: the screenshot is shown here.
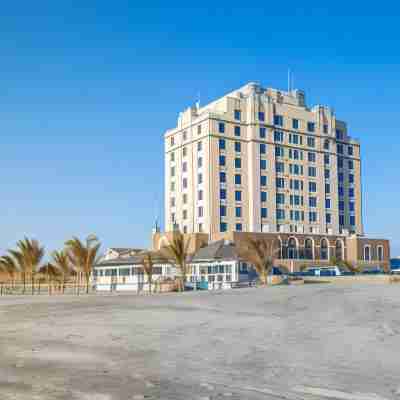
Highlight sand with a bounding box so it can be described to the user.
[0,283,399,399]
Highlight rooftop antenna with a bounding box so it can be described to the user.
[287,68,291,93]
[195,91,201,109]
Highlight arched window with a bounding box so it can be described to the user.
[335,240,344,261]
[364,245,371,261]
[276,239,283,259]
[304,238,314,260]
[320,239,329,260]
[288,237,298,259]
[377,246,384,261]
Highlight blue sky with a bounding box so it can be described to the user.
[0,1,399,256]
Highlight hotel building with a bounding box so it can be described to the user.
[165,82,362,238]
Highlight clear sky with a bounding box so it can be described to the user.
[0,1,399,256]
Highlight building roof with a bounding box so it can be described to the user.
[191,240,239,263]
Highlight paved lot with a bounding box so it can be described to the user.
[1,283,400,399]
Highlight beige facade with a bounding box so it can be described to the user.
[165,82,362,239]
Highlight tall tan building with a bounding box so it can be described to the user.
[164,82,363,240]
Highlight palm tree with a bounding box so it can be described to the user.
[8,238,45,294]
[238,238,278,286]
[39,262,60,295]
[140,251,161,294]
[160,233,191,292]
[342,260,361,274]
[0,255,18,290]
[65,235,101,294]
[51,250,71,294]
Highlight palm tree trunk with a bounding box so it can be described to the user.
[31,273,35,295]
[23,272,26,294]
[86,273,89,294]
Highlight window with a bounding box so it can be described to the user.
[234,174,241,185]
[218,122,225,133]
[197,157,203,168]
[348,160,354,170]
[182,162,187,172]
[170,136,175,146]
[308,152,316,162]
[183,193,187,204]
[234,109,241,120]
[307,122,315,132]
[197,141,202,152]
[338,157,344,169]
[289,134,300,144]
[336,129,343,140]
[377,246,384,261]
[235,158,242,169]
[339,201,344,211]
[309,212,317,222]
[235,223,242,232]
[274,115,283,126]
[325,183,331,194]
[198,173,203,184]
[337,144,343,154]
[308,166,316,177]
[309,182,317,192]
[277,209,285,220]
[170,197,175,207]
[260,175,267,186]
[197,124,201,135]
[234,126,241,137]
[220,205,226,216]
[261,191,267,202]
[219,155,226,166]
[339,215,345,225]
[235,207,242,218]
[323,124,328,134]
[292,119,299,129]
[324,169,330,179]
[349,202,355,212]
[290,179,303,191]
[235,141,241,152]
[324,140,330,150]
[182,178,188,189]
[348,146,353,156]
[309,197,317,207]
[349,174,354,183]
[338,186,344,196]
[220,222,227,232]
[220,189,226,199]
[326,213,332,224]
[349,188,354,197]
[274,130,284,142]
[260,159,267,170]
[307,137,315,148]
[276,193,285,204]
[275,146,284,157]
[350,215,356,226]
[219,171,226,183]
[325,198,331,209]
[260,143,267,154]
[170,152,175,162]
[170,181,175,191]
[183,209,187,219]
[198,207,203,217]
[198,190,203,201]
[275,162,284,173]
[170,212,175,223]
[235,190,242,202]
[276,177,285,188]
[338,173,344,183]
[364,246,371,261]
[170,166,175,177]
[182,131,187,141]
[324,154,330,165]
[219,138,226,150]
[260,127,266,138]
[198,223,203,232]
[258,111,265,121]
[182,147,188,157]
[261,208,268,218]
